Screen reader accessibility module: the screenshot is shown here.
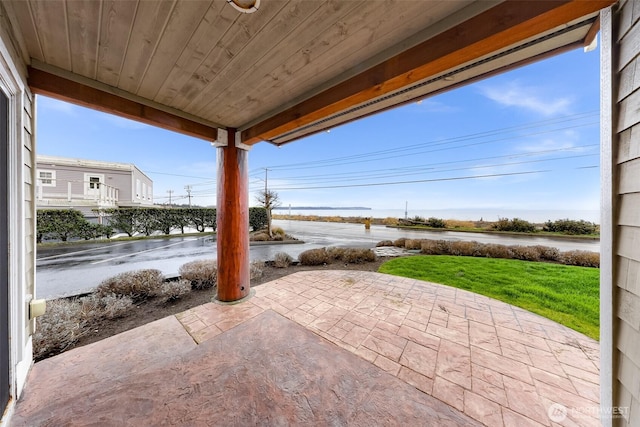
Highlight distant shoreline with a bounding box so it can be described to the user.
[274,206,371,210]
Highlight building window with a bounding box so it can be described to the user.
[136,179,141,199]
[89,176,101,190]
[142,182,146,200]
[148,185,152,201]
[38,170,56,187]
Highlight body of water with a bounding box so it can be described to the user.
[275,208,600,223]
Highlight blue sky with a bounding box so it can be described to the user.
[36,45,600,213]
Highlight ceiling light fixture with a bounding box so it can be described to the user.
[227,0,260,13]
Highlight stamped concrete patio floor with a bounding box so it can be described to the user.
[13,271,600,426]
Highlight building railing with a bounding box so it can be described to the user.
[35,179,119,206]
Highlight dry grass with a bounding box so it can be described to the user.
[444,219,476,229]
[560,250,600,268]
[156,280,192,303]
[250,260,265,280]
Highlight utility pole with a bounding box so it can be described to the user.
[264,168,269,194]
[185,185,192,207]
[167,190,173,207]
[405,201,408,220]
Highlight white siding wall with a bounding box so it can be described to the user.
[607,1,640,425]
[0,1,36,422]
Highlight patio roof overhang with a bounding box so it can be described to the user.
[5,0,614,146]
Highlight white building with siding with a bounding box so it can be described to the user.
[36,155,153,218]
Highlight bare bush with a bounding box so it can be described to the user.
[78,293,133,321]
[33,299,86,360]
[179,260,217,289]
[421,239,450,255]
[326,246,346,261]
[341,248,377,264]
[299,248,330,266]
[449,241,482,256]
[532,245,561,261]
[156,280,191,303]
[96,269,164,301]
[560,250,600,268]
[273,252,293,268]
[251,232,270,241]
[376,240,394,247]
[405,239,423,250]
[250,260,265,279]
[393,238,407,248]
[480,244,514,259]
[508,245,542,262]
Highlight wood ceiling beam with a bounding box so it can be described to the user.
[242,0,616,145]
[27,67,218,142]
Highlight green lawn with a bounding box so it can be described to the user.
[378,255,599,340]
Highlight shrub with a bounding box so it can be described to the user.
[420,240,450,255]
[383,217,399,226]
[326,246,346,261]
[341,248,377,264]
[273,252,293,268]
[412,215,425,222]
[543,219,598,235]
[376,240,394,247]
[449,241,482,256]
[532,245,561,261]
[249,207,268,231]
[393,238,407,248]
[560,250,600,268]
[179,260,217,289]
[492,217,536,233]
[508,245,542,262]
[272,226,286,237]
[299,248,330,266]
[78,293,133,321]
[156,280,191,303]
[425,217,446,228]
[33,299,86,360]
[250,260,265,279]
[251,231,270,241]
[405,239,423,250]
[96,269,164,301]
[481,244,513,259]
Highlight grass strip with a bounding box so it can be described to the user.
[378,255,599,340]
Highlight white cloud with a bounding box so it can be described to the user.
[479,80,572,116]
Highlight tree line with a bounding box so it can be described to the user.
[37,207,268,243]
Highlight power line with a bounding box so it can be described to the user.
[269,166,597,191]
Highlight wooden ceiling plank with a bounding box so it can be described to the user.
[28,0,71,70]
[242,0,615,145]
[192,0,390,121]
[117,0,175,93]
[184,0,326,122]
[136,0,213,100]
[28,67,218,142]
[4,1,44,63]
[215,0,467,126]
[192,0,383,121]
[67,0,101,79]
[152,1,237,107]
[96,0,138,87]
[171,0,288,112]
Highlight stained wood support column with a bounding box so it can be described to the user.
[215,128,250,302]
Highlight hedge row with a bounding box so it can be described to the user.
[37,206,269,241]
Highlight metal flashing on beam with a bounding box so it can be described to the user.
[213,129,228,148]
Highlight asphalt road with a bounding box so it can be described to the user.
[36,220,600,299]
